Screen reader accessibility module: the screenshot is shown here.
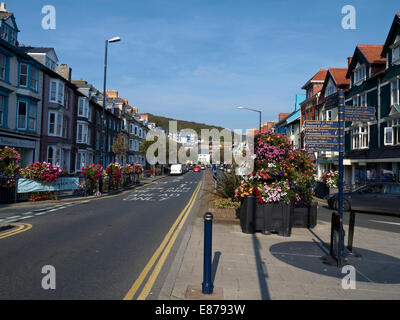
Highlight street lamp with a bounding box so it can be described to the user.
[101,36,121,168]
[237,106,262,134]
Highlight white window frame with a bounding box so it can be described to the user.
[78,97,89,118]
[48,111,64,137]
[49,79,65,106]
[28,103,37,131]
[19,63,28,87]
[391,79,399,106]
[47,146,62,165]
[76,122,89,144]
[353,65,366,85]
[30,66,38,91]
[351,125,369,150]
[385,119,400,146]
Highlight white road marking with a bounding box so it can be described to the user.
[35,212,48,216]
[18,216,33,220]
[369,220,400,226]
[6,216,21,220]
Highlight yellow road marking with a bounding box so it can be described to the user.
[123,181,202,300]
[0,223,32,240]
[137,181,202,300]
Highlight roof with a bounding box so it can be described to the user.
[329,68,350,86]
[357,44,386,64]
[0,12,12,20]
[381,13,400,57]
[19,47,59,62]
[301,69,327,89]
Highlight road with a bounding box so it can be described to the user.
[317,201,400,234]
[0,171,203,300]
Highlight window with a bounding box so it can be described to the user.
[48,111,64,137]
[353,93,367,107]
[135,126,138,135]
[1,25,8,41]
[49,79,65,105]
[393,46,400,64]
[9,29,16,45]
[28,103,37,130]
[129,139,134,151]
[63,117,67,138]
[0,54,6,80]
[78,97,89,118]
[130,123,134,134]
[64,90,69,109]
[391,80,399,105]
[47,146,62,165]
[0,95,4,126]
[30,66,38,91]
[353,65,366,84]
[351,125,369,150]
[17,101,27,129]
[76,152,87,171]
[326,81,336,96]
[76,123,89,144]
[19,63,28,87]
[385,119,400,146]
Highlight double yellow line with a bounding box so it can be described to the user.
[123,180,202,300]
[0,223,32,240]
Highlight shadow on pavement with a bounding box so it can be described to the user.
[211,251,221,284]
[252,234,271,300]
[270,241,400,284]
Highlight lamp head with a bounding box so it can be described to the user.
[108,37,121,43]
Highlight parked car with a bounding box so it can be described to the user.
[328,183,400,215]
[200,165,206,170]
[170,164,184,175]
[193,166,201,172]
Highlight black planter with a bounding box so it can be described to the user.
[239,196,293,237]
[313,181,329,199]
[292,202,318,229]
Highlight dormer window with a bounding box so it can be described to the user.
[326,80,336,96]
[392,45,400,65]
[353,65,366,85]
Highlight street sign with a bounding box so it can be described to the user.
[344,106,376,122]
[304,120,343,152]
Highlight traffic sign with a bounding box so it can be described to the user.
[304,120,343,152]
[344,106,376,122]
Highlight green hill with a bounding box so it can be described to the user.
[145,113,226,136]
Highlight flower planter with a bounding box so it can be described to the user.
[239,196,293,237]
[292,203,317,229]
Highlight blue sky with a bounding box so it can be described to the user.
[9,0,400,131]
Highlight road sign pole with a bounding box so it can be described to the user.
[338,90,346,262]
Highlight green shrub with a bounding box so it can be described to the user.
[213,197,241,209]
[214,170,242,199]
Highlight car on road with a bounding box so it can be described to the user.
[170,164,184,175]
[328,183,400,215]
[200,165,206,170]
[193,166,201,172]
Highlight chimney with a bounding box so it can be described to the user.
[347,57,352,68]
[106,90,118,98]
[0,2,7,12]
[56,64,72,81]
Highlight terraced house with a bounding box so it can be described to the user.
[344,13,400,185]
[0,4,43,166]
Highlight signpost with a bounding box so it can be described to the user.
[304,90,376,267]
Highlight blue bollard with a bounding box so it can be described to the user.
[202,212,214,294]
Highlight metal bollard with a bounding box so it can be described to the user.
[202,212,214,294]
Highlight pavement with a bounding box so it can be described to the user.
[162,171,400,300]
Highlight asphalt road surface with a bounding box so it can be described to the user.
[0,171,203,300]
[318,202,400,234]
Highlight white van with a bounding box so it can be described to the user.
[170,164,183,175]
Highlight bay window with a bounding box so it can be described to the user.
[78,97,89,118]
[49,79,65,105]
[353,93,367,106]
[48,111,64,137]
[47,146,61,165]
[76,123,89,144]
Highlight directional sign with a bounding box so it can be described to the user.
[344,106,376,122]
[304,120,343,152]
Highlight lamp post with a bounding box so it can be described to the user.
[101,37,121,169]
[237,106,262,134]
